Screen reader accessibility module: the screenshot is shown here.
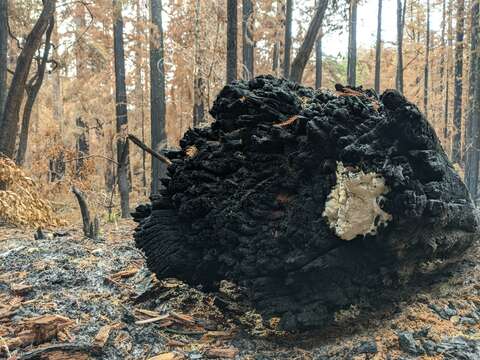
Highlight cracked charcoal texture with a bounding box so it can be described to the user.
[133,75,479,331]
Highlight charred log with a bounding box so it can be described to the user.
[133,75,478,330]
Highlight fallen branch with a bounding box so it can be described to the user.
[127,134,172,166]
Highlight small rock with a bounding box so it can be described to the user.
[460,317,478,325]
[421,340,437,356]
[429,304,457,319]
[356,341,378,354]
[398,332,419,355]
[414,327,430,338]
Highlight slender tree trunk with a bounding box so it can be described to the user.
[440,0,447,141]
[74,2,88,177]
[193,0,205,126]
[445,0,453,149]
[135,0,147,193]
[374,0,382,93]
[50,16,65,181]
[347,0,357,86]
[272,1,281,74]
[52,29,64,132]
[315,26,323,89]
[75,117,89,174]
[283,0,292,79]
[452,0,465,164]
[74,3,86,78]
[396,0,406,93]
[465,0,479,200]
[0,0,7,121]
[113,0,130,218]
[16,19,55,166]
[0,0,56,159]
[242,0,254,79]
[424,0,430,117]
[290,0,328,84]
[227,0,238,83]
[150,0,167,195]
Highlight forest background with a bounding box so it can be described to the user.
[0,0,477,227]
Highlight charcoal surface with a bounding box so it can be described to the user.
[133,75,478,330]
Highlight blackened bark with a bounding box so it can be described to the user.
[283,0,292,79]
[0,0,56,159]
[134,76,478,331]
[440,0,447,141]
[374,0,382,93]
[150,0,167,194]
[75,117,89,175]
[347,0,357,86]
[396,0,406,93]
[49,151,65,182]
[445,0,453,143]
[424,0,430,117]
[465,0,480,200]
[272,0,282,75]
[193,0,205,126]
[0,0,7,121]
[72,186,99,240]
[242,0,254,80]
[273,42,279,73]
[452,0,465,164]
[135,0,147,193]
[227,0,238,83]
[113,0,130,218]
[289,0,328,84]
[16,18,55,166]
[315,27,322,89]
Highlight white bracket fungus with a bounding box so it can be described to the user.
[323,162,392,241]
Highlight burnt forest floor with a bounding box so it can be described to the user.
[1,220,480,360]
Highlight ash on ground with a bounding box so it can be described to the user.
[1,222,480,359]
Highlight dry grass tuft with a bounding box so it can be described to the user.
[0,157,64,228]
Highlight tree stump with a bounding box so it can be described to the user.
[133,76,478,330]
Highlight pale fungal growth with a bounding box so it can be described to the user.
[323,162,392,241]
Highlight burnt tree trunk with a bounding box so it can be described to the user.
[193,0,205,126]
[465,0,480,201]
[396,0,406,93]
[242,0,254,80]
[444,0,453,147]
[374,0,382,93]
[283,0,292,79]
[424,0,430,117]
[16,17,54,166]
[134,76,478,331]
[0,0,7,121]
[113,0,130,218]
[227,0,238,83]
[75,117,90,176]
[135,0,147,193]
[452,0,465,164]
[347,0,357,86]
[150,0,167,194]
[315,27,322,89]
[440,0,447,142]
[272,1,282,75]
[289,0,328,84]
[0,0,56,159]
